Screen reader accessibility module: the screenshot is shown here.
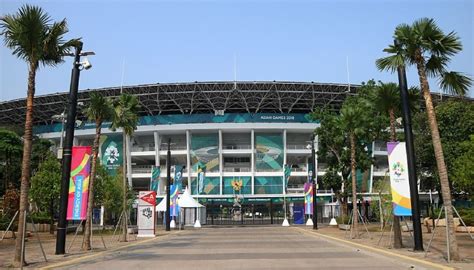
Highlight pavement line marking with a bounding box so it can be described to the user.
[294,227,454,270]
[39,232,183,270]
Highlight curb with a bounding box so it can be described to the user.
[294,227,454,270]
[38,231,182,270]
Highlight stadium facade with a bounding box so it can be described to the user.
[0,81,407,224]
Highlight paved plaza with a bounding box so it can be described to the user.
[43,226,448,270]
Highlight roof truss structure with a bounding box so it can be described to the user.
[0,81,458,126]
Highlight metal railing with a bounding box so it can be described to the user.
[286,144,310,150]
[291,167,306,172]
[131,145,155,152]
[223,144,251,150]
[223,167,251,172]
[159,145,187,150]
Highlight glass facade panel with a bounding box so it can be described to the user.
[191,176,220,195]
[255,133,283,172]
[190,133,219,172]
[223,176,252,195]
[254,176,283,194]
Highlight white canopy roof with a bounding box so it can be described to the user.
[156,187,203,212]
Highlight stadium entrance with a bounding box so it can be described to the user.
[205,200,285,226]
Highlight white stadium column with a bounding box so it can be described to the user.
[186,130,191,189]
[219,129,223,195]
[251,129,255,195]
[126,134,132,187]
[283,129,287,195]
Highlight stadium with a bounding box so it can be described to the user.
[0,81,435,225]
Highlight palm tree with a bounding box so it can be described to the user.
[82,93,113,250]
[111,94,140,242]
[339,98,372,238]
[376,18,472,260]
[370,82,405,248]
[1,5,79,266]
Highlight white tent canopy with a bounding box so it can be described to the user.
[156,187,203,212]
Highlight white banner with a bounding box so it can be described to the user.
[387,142,412,216]
[137,191,156,237]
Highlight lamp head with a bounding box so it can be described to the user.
[80,57,92,70]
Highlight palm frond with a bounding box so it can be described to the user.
[439,71,472,96]
[376,54,405,73]
[425,55,449,77]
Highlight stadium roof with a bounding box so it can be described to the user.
[0,81,358,126]
[0,80,468,127]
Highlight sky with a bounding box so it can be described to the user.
[0,0,473,101]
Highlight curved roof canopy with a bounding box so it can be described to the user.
[0,81,357,126]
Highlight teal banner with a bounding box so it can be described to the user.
[150,166,160,192]
[255,134,283,171]
[34,113,318,134]
[254,176,283,194]
[192,176,220,195]
[100,135,123,176]
[191,134,219,173]
[223,176,251,195]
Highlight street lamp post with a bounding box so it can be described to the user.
[395,40,423,251]
[55,42,94,255]
[165,138,171,231]
[311,135,318,230]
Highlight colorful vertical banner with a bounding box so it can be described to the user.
[197,164,206,194]
[150,166,160,193]
[67,146,92,220]
[283,164,291,191]
[137,191,156,237]
[169,184,180,217]
[304,182,313,215]
[387,142,412,216]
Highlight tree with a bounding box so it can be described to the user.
[376,18,472,260]
[0,129,22,195]
[82,93,113,250]
[451,136,474,201]
[361,81,411,248]
[29,154,61,233]
[1,5,79,266]
[413,99,474,197]
[111,94,139,242]
[313,95,382,238]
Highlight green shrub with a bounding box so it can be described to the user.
[336,215,350,224]
[430,207,474,226]
[29,212,51,224]
[0,213,17,231]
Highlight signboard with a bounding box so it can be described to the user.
[304,183,313,215]
[67,146,92,220]
[137,191,156,237]
[293,205,305,224]
[34,113,319,134]
[387,142,412,216]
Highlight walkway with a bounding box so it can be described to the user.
[48,226,442,270]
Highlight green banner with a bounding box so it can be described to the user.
[100,135,123,176]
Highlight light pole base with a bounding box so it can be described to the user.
[282,218,290,227]
[306,218,314,226]
[194,219,201,228]
[170,219,176,228]
[329,218,338,226]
